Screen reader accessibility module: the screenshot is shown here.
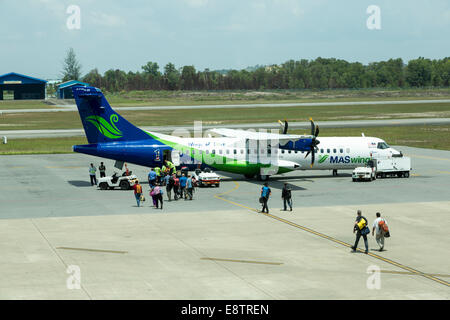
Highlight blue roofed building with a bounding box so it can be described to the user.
[0,72,47,100]
[57,80,89,99]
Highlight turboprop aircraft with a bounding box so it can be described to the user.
[72,86,402,180]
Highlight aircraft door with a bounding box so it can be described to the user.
[171,149,180,166]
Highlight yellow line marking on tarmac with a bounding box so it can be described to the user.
[381,270,450,278]
[437,170,450,174]
[201,257,283,265]
[56,247,128,254]
[214,182,450,288]
[411,174,420,176]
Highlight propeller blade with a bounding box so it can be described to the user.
[304,151,310,159]
[315,125,319,137]
[311,150,315,167]
[283,120,288,134]
[310,118,315,136]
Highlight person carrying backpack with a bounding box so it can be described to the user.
[132,180,143,207]
[372,212,389,252]
[260,182,271,214]
[351,210,370,254]
[166,174,174,201]
[173,174,180,200]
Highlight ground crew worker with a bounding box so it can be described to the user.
[99,162,106,178]
[372,212,388,252]
[165,160,176,175]
[352,210,369,254]
[281,183,292,211]
[161,164,168,176]
[89,163,97,186]
[154,166,161,183]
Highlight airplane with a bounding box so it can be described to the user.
[72,86,403,180]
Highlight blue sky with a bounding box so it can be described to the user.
[0,0,449,79]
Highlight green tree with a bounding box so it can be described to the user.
[61,47,82,81]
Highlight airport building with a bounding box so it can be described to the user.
[57,80,89,99]
[0,72,47,100]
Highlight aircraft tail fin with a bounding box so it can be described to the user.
[72,86,151,143]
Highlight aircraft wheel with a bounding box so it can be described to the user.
[404,172,410,178]
[258,174,269,181]
[244,174,256,179]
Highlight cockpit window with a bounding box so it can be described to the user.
[377,142,390,149]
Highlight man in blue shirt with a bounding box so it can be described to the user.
[148,168,157,188]
[260,182,271,213]
[179,174,188,199]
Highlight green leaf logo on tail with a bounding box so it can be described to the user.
[318,155,329,164]
[85,114,123,139]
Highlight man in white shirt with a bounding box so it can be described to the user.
[372,212,387,252]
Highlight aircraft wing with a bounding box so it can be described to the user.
[210,128,313,144]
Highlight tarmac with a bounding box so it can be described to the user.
[0,146,449,299]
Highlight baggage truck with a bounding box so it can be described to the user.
[375,156,411,178]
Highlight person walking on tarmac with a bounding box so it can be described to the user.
[132,180,143,207]
[89,163,97,186]
[166,174,175,201]
[148,168,157,188]
[173,174,180,200]
[260,182,271,213]
[351,210,370,254]
[186,174,194,200]
[179,173,187,199]
[281,183,292,211]
[99,162,106,178]
[372,212,389,252]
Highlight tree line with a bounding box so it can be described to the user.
[74,56,450,92]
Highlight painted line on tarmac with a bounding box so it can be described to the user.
[381,270,450,278]
[201,257,283,265]
[215,182,450,288]
[56,247,128,254]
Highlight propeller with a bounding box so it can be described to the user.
[304,118,320,167]
[278,119,288,134]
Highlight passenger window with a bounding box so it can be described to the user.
[340,149,343,153]
[205,150,209,154]
[233,149,237,154]
[240,149,244,154]
[219,149,223,155]
[226,150,230,154]
[268,149,271,154]
[320,149,324,153]
[288,150,291,154]
[212,149,215,155]
[346,148,350,153]
[327,149,330,153]
[333,149,337,153]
